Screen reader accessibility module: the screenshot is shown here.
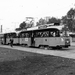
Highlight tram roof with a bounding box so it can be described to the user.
[47,25,64,30]
[27,25,64,31]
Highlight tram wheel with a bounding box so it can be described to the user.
[51,47,57,49]
[64,46,68,48]
[56,46,62,49]
[39,45,44,49]
[51,46,62,50]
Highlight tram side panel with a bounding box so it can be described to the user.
[34,37,56,47]
[19,31,32,46]
[34,28,70,48]
[19,38,31,46]
[34,37,60,47]
[13,38,19,45]
[6,38,10,44]
[5,38,18,45]
[34,37,70,48]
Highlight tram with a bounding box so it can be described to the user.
[19,24,70,49]
[1,24,71,49]
[0,33,4,44]
[2,32,18,45]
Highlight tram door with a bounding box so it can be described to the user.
[31,32,35,46]
[4,34,6,44]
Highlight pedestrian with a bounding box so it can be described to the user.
[10,37,13,47]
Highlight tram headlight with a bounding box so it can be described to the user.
[66,40,69,43]
[66,40,70,43]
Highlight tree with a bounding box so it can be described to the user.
[61,16,67,24]
[67,8,75,32]
[15,21,27,31]
[19,22,27,29]
[61,16,69,31]
[67,8,75,19]
[47,17,61,24]
[61,8,75,32]
[36,18,46,26]
[15,28,21,31]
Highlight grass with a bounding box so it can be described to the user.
[0,47,75,75]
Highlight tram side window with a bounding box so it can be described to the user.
[20,32,31,38]
[25,33,29,37]
[56,31,60,37]
[34,31,42,37]
[49,31,56,37]
[9,34,12,38]
[6,34,8,38]
[12,33,17,38]
[49,31,60,37]
[35,30,60,37]
[21,33,25,38]
[39,32,43,37]
[25,32,31,38]
[19,33,22,38]
[35,31,49,37]
[36,31,41,37]
[42,31,49,37]
[6,34,9,38]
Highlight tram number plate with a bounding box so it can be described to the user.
[25,38,28,41]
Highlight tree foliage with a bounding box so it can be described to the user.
[62,8,75,32]
[15,21,27,31]
[15,8,75,32]
[36,18,46,26]
[67,8,75,32]
[20,22,27,29]
[47,17,61,24]
[36,17,61,26]
[67,8,75,19]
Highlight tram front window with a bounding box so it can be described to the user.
[60,31,69,37]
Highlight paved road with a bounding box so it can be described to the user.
[0,43,75,59]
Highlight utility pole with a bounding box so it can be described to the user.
[1,25,2,33]
[0,25,2,33]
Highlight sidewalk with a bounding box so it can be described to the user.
[0,44,75,59]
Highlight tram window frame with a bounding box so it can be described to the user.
[49,29,60,37]
[6,34,10,38]
[11,33,17,38]
[34,30,43,37]
[5,33,17,38]
[34,28,60,37]
[34,29,49,37]
[42,31,49,37]
[19,31,32,38]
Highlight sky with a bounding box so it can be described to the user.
[0,0,75,33]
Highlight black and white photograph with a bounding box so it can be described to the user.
[0,0,75,75]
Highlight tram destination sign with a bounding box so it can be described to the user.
[38,25,47,29]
